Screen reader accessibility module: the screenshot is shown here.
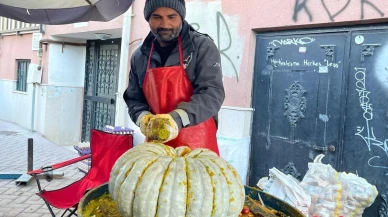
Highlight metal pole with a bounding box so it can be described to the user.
[115,6,132,127]
[28,138,33,171]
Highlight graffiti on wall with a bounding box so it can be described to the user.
[187,0,244,82]
[293,0,385,22]
[354,67,388,175]
[269,37,315,47]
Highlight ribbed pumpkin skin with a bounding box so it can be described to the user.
[109,143,245,217]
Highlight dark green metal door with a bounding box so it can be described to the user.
[250,27,388,216]
[342,30,388,216]
[250,32,348,182]
[82,39,121,141]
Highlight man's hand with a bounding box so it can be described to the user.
[146,114,178,143]
[139,113,154,136]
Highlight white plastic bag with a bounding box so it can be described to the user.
[299,154,344,217]
[339,172,378,217]
[258,167,311,216]
[217,137,250,184]
[300,154,378,217]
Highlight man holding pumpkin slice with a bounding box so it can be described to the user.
[123,0,225,154]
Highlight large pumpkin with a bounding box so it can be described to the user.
[109,142,245,217]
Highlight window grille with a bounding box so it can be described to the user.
[16,60,30,92]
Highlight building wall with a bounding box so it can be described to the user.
[1,0,388,179]
[130,0,388,110]
[42,43,86,146]
[35,17,126,145]
[0,34,40,79]
[126,0,388,183]
[0,34,40,129]
[0,17,122,145]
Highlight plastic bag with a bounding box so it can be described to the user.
[218,137,250,184]
[300,154,378,217]
[299,154,345,217]
[258,167,311,216]
[338,172,378,217]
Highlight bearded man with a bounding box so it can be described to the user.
[123,0,225,154]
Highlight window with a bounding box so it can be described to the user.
[16,60,30,92]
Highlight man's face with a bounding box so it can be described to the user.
[149,7,182,45]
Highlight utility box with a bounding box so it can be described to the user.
[27,64,42,84]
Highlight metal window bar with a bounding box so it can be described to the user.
[16,60,30,92]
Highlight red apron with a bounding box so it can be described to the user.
[143,36,219,154]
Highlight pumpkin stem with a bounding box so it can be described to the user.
[176,147,191,157]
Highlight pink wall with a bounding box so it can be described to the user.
[0,34,40,80]
[5,0,384,106]
[226,0,388,107]
[245,0,388,30]
[129,0,388,108]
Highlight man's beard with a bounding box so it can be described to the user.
[152,23,182,42]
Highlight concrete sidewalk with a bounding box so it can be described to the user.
[0,120,85,217]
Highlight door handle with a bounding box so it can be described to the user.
[312,145,336,153]
[313,145,327,151]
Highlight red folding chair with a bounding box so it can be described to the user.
[28,129,132,217]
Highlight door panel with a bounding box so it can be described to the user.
[250,33,348,184]
[81,39,121,141]
[251,29,388,216]
[343,30,388,216]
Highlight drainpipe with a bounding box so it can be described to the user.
[31,25,45,132]
[31,80,36,132]
[115,6,133,127]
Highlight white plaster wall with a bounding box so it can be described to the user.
[217,107,253,184]
[34,85,47,134]
[186,0,244,81]
[217,107,253,138]
[44,86,83,146]
[126,118,145,147]
[0,80,33,129]
[43,44,86,146]
[48,44,86,87]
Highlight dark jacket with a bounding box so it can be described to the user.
[123,20,225,129]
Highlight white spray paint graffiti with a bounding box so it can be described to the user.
[269,37,316,47]
[186,0,244,81]
[374,43,388,90]
[354,68,388,175]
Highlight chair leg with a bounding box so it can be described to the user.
[67,207,78,217]
[61,207,78,217]
[43,200,56,217]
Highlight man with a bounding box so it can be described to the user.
[123,0,224,154]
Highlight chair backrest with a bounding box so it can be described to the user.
[86,129,133,183]
[36,129,133,210]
